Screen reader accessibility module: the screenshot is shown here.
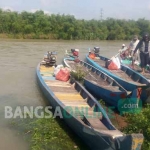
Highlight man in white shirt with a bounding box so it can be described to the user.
[128,35,140,64]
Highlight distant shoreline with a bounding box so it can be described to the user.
[0,34,130,41]
[0,33,56,40]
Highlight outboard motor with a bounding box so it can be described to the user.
[71,49,79,57]
[43,51,57,66]
[71,49,75,53]
[94,47,100,56]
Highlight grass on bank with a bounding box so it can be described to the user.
[99,99,150,150]
[121,104,150,150]
[10,114,90,150]
[9,101,150,150]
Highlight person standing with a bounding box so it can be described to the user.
[128,35,140,61]
[133,33,150,74]
[128,35,140,68]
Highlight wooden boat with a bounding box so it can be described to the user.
[63,57,135,108]
[121,59,150,81]
[36,62,143,150]
[86,54,150,102]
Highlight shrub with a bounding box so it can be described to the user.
[121,104,150,150]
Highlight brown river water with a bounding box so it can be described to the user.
[0,39,129,150]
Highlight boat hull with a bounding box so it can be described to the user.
[36,63,144,150]
[84,79,125,108]
[63,58,131,108]
[121,59,150,81]
[86,55,150,101]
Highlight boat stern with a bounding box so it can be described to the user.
[114,133,144,150]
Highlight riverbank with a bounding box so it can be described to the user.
[10,114,90,150]
[0,33,55,39]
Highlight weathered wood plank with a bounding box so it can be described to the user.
[55,93,84,100]
[65,104,90,107]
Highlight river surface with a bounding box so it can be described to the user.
[0,39,129,150]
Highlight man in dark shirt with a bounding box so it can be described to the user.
[133,33,150,74]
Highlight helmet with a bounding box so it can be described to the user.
[122,44,125,47]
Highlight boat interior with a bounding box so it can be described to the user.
[65,59,129,93]
[90,55,148,87]
[39,64,123,136]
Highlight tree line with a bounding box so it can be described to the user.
[0,8,150,40]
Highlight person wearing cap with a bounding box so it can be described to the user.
[133,33,150,74]
[118,44,127,53]
[119,44,128,59]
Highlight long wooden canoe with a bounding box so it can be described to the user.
[86,54,150,102]
[36,62,143,150]
[121,59,150,81]
[63,57,135,108]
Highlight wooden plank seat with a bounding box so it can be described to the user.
[47,84,71,88]
[41,73,53,76]
[45,80,70,83]
[42,76,56,80]
[59,99,86,102]
[55,93,84,101]
[40,69,54,72]
[66,109,102,119]
[40,66,54,69]
[62,101,88,106]
[40,72,53,74]
[65,104,90,107]
[55,92,83,97]
[52,87,78,93]
[56,96,84,101]
[74,111,102,119]
[85,118,107,130]
[65,106,92,111]
[46,82,71,86]
[40,70,53,72]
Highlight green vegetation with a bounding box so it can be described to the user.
[11,114,89,150]
[0,8,150,40]
[70,65,86,82]
[99,99,150,150]
[122,104,150,150]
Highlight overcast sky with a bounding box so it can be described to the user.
[1,0,150,20]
